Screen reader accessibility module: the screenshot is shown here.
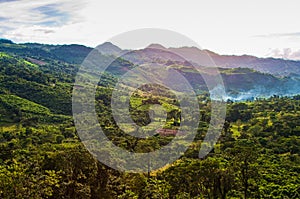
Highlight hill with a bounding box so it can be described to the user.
[0,39,299,106]
[0,39,299,199]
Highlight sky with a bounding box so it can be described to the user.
[1,0,300,60]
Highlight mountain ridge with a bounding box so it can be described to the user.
[0,39,299,102]
[94,42,300,77]
[1,38,300,76]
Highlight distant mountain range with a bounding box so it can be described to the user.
[95,41,300,100]
[96,41,300,77]
[0,38,299,101]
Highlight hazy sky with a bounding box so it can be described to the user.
[1,0,300,60]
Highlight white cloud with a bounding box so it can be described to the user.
[0,0,87,43]
[254,32,300,38]
[267,48,300,60]
[0,0,300,59]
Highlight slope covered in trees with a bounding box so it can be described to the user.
[0,92,299,198]
[0,40,299,198]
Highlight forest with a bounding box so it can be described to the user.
[0,40,299,198]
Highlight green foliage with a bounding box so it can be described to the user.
[0,41,299,198]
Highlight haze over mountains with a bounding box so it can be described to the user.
[0,38,299,102]
[96,41,300,100]
[97,41,300,77]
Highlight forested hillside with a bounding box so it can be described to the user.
[0,40,299,198]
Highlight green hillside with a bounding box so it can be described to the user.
[0,41,299,198]
[0,94,69,125]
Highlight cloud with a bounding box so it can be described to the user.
[32,3,69,26]
[254,32,300,38]
[0,0,84,25]
[267,48,300,60]
[0,0,299,60]
[0,16,8,21]
[34,28,56,34]
[0,0,19,2]
[0,0,86,42]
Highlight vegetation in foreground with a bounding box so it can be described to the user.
[0,93,299,198]
[0,40,299,198]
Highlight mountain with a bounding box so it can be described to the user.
[101,43,300,77]
[0,39,299,103]
[168,46,300,77]
[0,41,134,120]
[96,42,122,56]
[96,43,300,100]
[0,38,14,44]
[209,53,300,77]
[146,43,167,50]
[0,41,93,64]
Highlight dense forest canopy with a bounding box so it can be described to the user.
[0,41,299,198]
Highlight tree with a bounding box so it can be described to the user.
[228,139,260,199]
